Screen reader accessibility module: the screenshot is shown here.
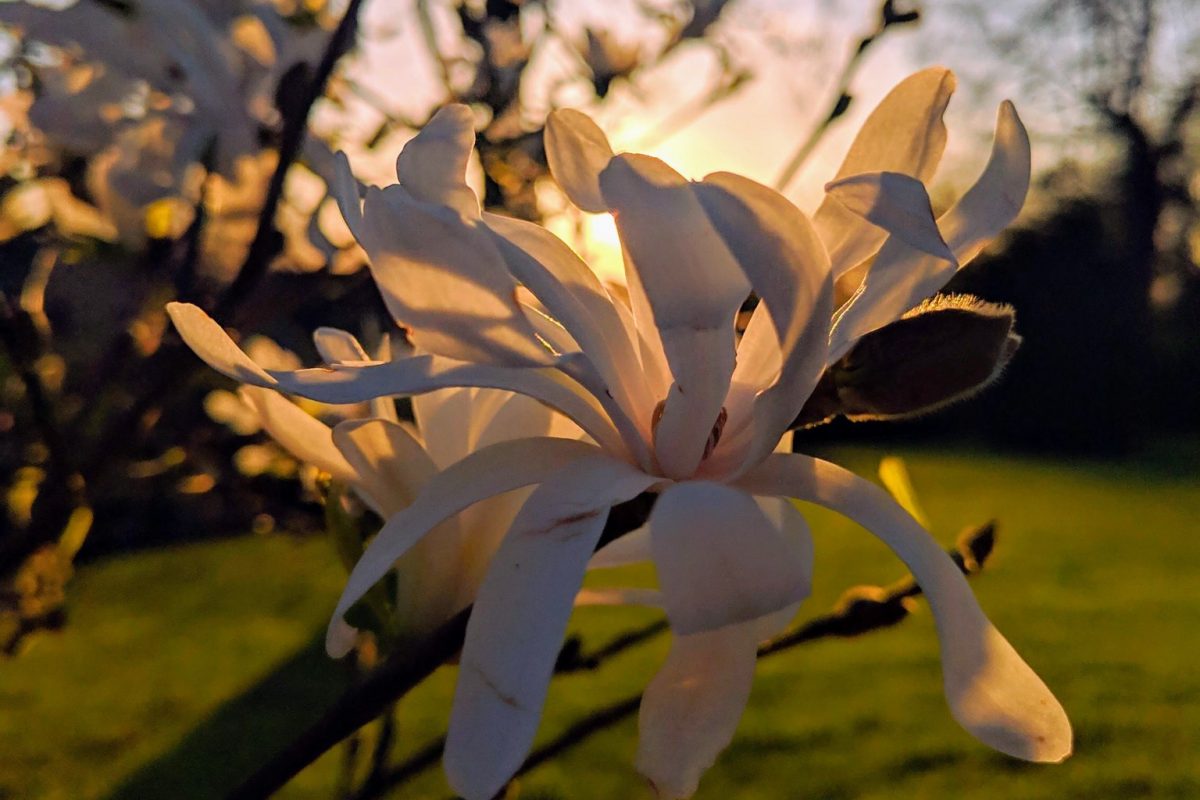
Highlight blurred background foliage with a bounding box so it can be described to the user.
[0,0,1197,795]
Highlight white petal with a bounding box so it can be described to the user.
[636,623,760,800]
[692,173,834,475]
[326,437,608,657]
[545,108,616,213]
[413,387,475,469]
[484,212,654,432]
[358,189,551,366]
[828,102,1030,360]
[734,453,1072,762]
[813,67,956,276]
[650,482,811,635]
[600,155,749,478]
[313,326,370,364]
[471,390,556,450]
[824,171,955,261]
[331,151,364,240]
[237,386,357,485]
[166,304,628,457]
[331,418,436,517]
[588,522,650,568]
[395,103,480,217]
[444,456,660,800]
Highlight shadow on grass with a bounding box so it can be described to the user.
[106,633,348,800]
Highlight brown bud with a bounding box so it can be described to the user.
[792,294,1020,428]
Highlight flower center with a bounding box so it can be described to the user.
[651,401,728,462]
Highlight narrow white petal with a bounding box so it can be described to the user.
[444,456,660,800]
[692,173,834,474]
[358,189,551,366]
[326,438,608,657]
[829,102,1031,360]
[813,67,956,276]
[545,108,616,213]
[395,103,480,217]
[313,326,370,364]
[413,387,474,469]
[735,453,1072,763]
[238,386,357,485]
[165,305,628,457]
[331,418,436,517]
[600,155,749,477]
[824,171,955,261]
[636,623,759,800]
[331,151,364,240]
[650,482,811,635]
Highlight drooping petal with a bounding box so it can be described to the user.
[394,103,480,218]
[545,108,616,213]
[325,437,608,657]
[637,497,808,800]
[357,188,552,366]
[650,482,811,635]
[824,171,954,261]
[734,453,1073,763]
[635,622,760,800]
[238,386,357,484]
[600,155,750,478]
[813,67,956,276]
[332,418,469,633]
[828,102,1031,361]
[166,303,629,456]
[444,456,660,800]
[691,173,834,475]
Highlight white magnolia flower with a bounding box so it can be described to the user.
[167,67,1070,799]
[237,329,581,645]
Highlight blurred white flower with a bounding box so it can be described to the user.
[166,67,1069,800]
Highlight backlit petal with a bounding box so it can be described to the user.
[813,67,956,276]
[828,102,1030,360]
[735,454,1072,763]
[824,171,954,261]
[325,438,607,657]
[239,386,357,485]
[444,456,660,800]
[394,103,480,218]
[650,482,811,635]
[600,155,749,478]
[545,108,616,213]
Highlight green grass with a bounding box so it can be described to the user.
[3,446,1199,799]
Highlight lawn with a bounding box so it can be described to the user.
[2,446,1198,799]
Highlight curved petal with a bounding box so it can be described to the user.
[829,102,1031,361]
[650,482,811,635]
[238,386,357,484]
[331,151,364,240]
[483,212,654,431]
[545,108,616,213]
[444,456,660,800]
[313,326,370,364]
[734,453,1072,763]
[691,173,834,475]
[395,103,480,218]
[325,437,607,657]
[357,188,552,366]
[331,418,436,517]
[813,67,956,276]
[824,171,954,261]
[637,499,804,800]
[600,155,749,478]
[636,622,760,800]
[166,303,629,457]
